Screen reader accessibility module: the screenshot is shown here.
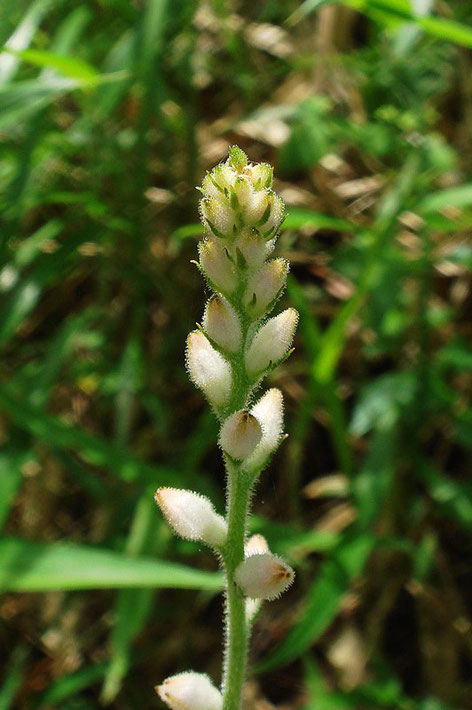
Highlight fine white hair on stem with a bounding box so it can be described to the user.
[155,146,297,710]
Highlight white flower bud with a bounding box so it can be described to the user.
[245,308,298,377]
[198,239,237,294]
[232,176,252,208]
[219,411,262,460]
[203,296,242,353]
[232,229,268,268]
[200,198,234,238]
[155,488,227,547]
[246,163,273,190]
[245,535,270,620]
[244,388,284,473]
[243,189,270,226]
[186,330,232,407]
[262,194,285,237]
[156,672,223,710]
[213,162,237,190]
[243,258,289,317]
[234,553,294,600]
[202,173,225,201]
[245,533,269,557]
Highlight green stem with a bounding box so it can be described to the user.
[220,281,254,710]
[222,466,251,710]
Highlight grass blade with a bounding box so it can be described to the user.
[0,538,224,592]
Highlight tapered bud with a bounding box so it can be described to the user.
[198,239,237,294]
[262,194,285,238]
[219,411,262,460]
[243,189,270,226]
[245,535,270,620]
[244,388,284,473]
[245,534,269,557]
[228,144,248,171]
[232,229,269,269]
[203,296,242,353]
[245,308,298,377]
[235,553,294,600]
[155,488,227,547]
[156,672,223,710]
[232,176,252,208]
[243,258,289,317]
[246,163,273,190]
[186,331,232,406]
[200,198,234,238]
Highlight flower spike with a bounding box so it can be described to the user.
[155,147,298,709]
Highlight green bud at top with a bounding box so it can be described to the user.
[228,145,248,172]
[198,146,285,259]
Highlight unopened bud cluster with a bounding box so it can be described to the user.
[187,145,298,411]
[155,147,298,710]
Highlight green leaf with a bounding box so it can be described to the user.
[284,209,355,233]
[350,372,416,436]
[417,184,472,213]
[0,645,28,710]
[0,384,179,483]
[35,664,108,707]
[0,0,54,84]
[287,0,472,49]
[0,449,29,531]
[2,48,98,83]
[101,494,160,704]
[0,538,224,592]
[254,534,373,672]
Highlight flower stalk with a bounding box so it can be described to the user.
[155,146,297,710]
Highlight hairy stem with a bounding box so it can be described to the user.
[222,465,251,710]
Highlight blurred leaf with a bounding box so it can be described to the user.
[418,461,472,529]
[417,184,472,213]
[2,48,98,83]
[0,538,224,592]
[34,664,108,708]
[255,534,373,672]
[289,0,472,49]
[411,532,436,582]
[350,372,415,436]
[284,209,355,232]
[0,449,30,531]
[0,0,54,84]
[0,384,178,483]
[101,494,160,704]
[353,425,396,525]
[0,645,28,710]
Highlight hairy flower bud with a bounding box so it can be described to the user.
[245,533,269,557]
[186,331,232,407]
[244,388,284,473]
[155,488,227,547]
[246,163,273,190]
[243,258,289,317]
[234,553,294,600]
[219,411,262,460]
[198,146,285,247]
[200,197,236,239]
[262,193,285,238]
[243,189,270,226]
[203,296,241,353]
[232,229,270,269]
[156,672,223,710]
[244,534,271,619]
[245,308,298,377]
[198,239,237,294]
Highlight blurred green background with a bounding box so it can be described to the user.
[1,0,472,708]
